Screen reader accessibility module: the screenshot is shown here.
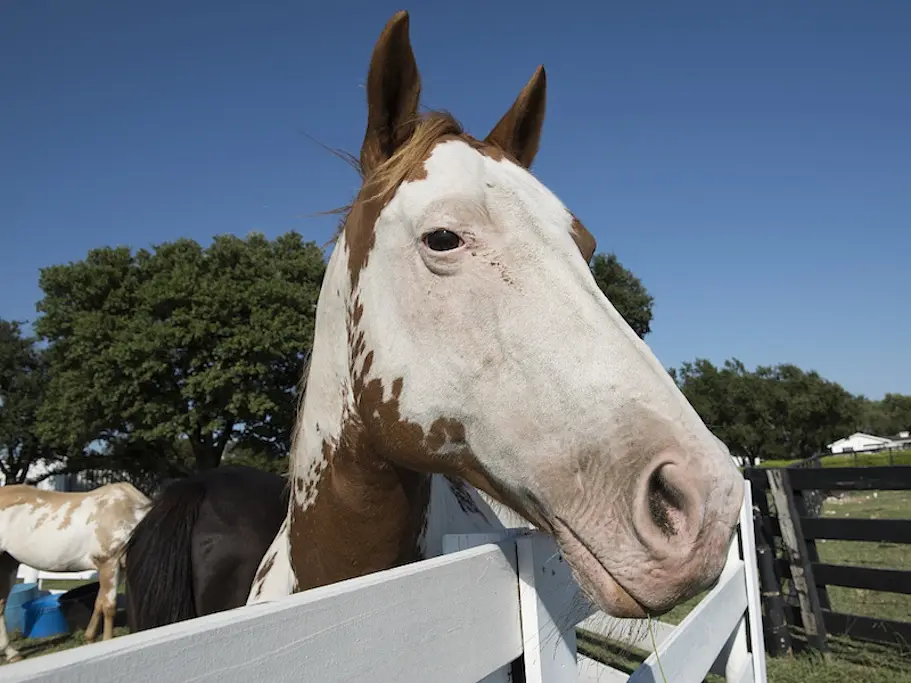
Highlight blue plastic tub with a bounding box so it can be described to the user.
[23,594,70,639]
[5,583,41,635]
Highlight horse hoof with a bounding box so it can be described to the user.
[8,654,22,664]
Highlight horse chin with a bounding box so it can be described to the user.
[551,517,650,619]
[460,472,650,617]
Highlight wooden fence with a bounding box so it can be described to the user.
[1,481,764,683]
[744,465,911,653]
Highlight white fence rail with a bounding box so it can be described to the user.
[16,567,97,587]
[1,481,764,683]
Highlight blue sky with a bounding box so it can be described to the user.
[2,1,908,399]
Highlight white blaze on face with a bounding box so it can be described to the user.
[354,138,711,470]
[349,136,742,615]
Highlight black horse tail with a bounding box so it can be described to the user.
[124,478,207,632]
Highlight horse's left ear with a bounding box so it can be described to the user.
[484,65,547,168]
[360,11,422,177]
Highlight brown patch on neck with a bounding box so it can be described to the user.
[287,292,487,590]
[571,215,597,263]
[288,421,431,591]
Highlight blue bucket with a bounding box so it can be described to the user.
[23,594,70,639]
[5,583,41,635]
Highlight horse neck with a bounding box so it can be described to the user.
[284,244,432,592]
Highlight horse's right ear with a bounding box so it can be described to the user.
[360,11,422,178]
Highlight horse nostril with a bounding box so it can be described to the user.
[647,465,686,537]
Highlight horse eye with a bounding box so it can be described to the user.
[423,229,463,252]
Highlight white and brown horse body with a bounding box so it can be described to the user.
[249,10,744,620]
[0,483,150,660]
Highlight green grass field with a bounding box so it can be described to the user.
[6,488,910,682]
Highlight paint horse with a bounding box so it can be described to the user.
[247,8,746,626]
[0,482,150,661]
[124,465,289,631]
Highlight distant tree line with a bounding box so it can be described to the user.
[670,360,909,466]
[0,232,660,482]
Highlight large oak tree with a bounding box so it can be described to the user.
[35,232,325,472]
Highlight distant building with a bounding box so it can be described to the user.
[827,431,909,454]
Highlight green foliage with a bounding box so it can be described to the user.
[34,232,326,472]
[589,253,654,338]
[856,393,911,436]
[670,358,860,465]
[0,320,56,483]
[223,441,290,476]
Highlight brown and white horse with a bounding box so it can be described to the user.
[248,10,744,621]
[0,483,150,661]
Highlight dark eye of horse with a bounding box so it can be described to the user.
[423,229,463,252]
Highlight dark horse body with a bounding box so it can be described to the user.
[124,465,289,631]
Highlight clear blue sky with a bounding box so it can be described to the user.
[2,1,908,399]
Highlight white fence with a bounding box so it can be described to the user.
[16,567,97,588]
[1,480,765,683]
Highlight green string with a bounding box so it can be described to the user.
[648,616,669,683]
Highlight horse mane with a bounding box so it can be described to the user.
[321,110,465,247]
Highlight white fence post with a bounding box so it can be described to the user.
[515,534,594,683]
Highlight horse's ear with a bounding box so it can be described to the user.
[484,65,547,168]
[360,11,422,177]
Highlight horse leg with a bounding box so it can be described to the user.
[85,558,119,642]
[83,586,102,643]
[100,560,120,640]
[0,553,22,663]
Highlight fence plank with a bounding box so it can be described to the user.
[627,562,748,683]
[516,534,594,683]
[736,480,768,683]
[812,563,911,594]
[822,611,911,648]
[800,517,911,544]
[766,469,829,652]
[2,545,522,683]
[782,603,911,649]
[787,466,911,492]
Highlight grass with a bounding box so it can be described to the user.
[7,628,131,662]
[815,490,911,623]
[579,487,911,682]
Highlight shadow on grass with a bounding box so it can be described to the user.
[6,627,132,665]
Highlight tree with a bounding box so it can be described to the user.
[671,358,859,465]
[35,231,326,473]
[0,320,57,483]
[590,253,654,338]
[857,393,911,436]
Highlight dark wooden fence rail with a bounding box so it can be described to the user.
[743,465,911,654]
